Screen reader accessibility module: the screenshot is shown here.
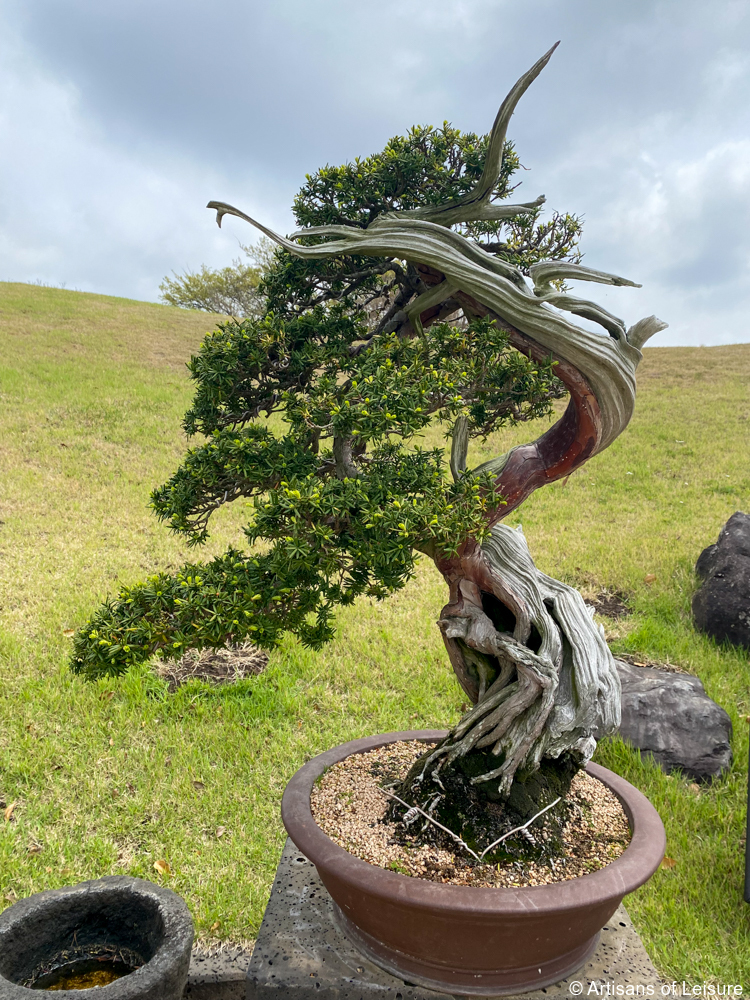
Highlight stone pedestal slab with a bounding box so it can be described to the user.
[246,839,661,999]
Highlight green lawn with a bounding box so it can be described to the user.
[0,281,749,979]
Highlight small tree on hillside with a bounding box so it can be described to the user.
[159,240,273,319]
[73,45,665,855]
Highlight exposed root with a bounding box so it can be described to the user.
[426,522,620,799]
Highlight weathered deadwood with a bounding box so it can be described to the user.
[431,522,618,796]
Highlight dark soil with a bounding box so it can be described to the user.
[588,589,631,618]
[389,742,581,865]
[155,642,268,691]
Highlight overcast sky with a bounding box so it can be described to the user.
[1,0,749,346]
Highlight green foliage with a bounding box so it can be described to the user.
[72,119,579,679]
[72,465,504,679]
[292,122,517,229]
[181,306,365,436]
[263,123,581,318]
[177,311,559,475]
[159,248,266,320]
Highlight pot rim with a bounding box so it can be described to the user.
[281,729,666,916]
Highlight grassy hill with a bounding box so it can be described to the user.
[1,281,749,975]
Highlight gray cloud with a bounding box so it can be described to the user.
[1,0,749,343]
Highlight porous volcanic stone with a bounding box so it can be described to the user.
[693,511,750,649]
[246,839,661,999]
[614,659,733,781]
[0,875,193,999]
[185,945,250,998]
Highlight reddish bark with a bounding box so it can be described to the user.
[415,265,602,517]
[455,290,602,522]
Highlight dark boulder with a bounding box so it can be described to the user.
[612,659,733,782]
[692,511,750,649]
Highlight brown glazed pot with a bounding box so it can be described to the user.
[281,729,666,997]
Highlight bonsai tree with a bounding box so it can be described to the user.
[72,45,665,852]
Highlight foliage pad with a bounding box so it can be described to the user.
[72,120,576,679]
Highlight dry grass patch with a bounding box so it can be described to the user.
[155,643,268,692]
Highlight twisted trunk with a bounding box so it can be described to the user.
[387,288,622,837]
[391,519,617,854]
[435,524,617,786]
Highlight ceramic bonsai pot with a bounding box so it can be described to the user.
[281,729,666,997]
[0,875,193,998]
